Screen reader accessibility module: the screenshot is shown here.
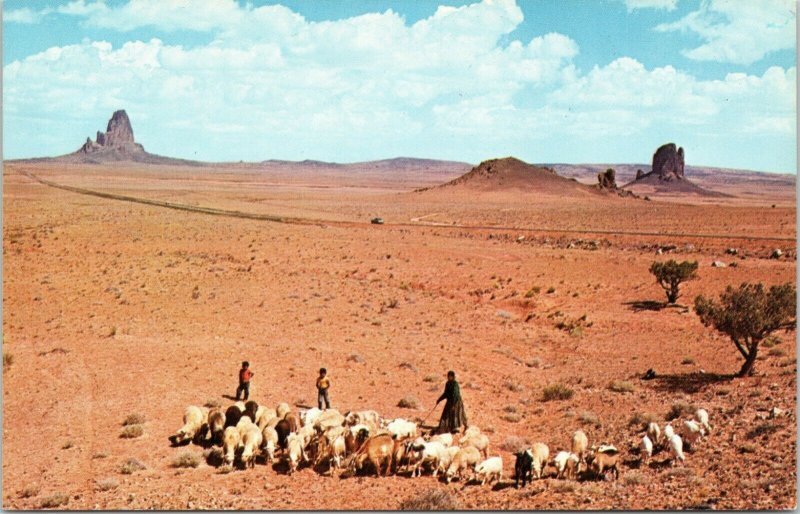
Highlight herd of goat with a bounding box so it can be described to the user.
[168,400,712,487]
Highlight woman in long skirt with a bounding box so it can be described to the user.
[436,370,468,434]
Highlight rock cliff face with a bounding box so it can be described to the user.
[80,110,144,155]
[651,143,684,181]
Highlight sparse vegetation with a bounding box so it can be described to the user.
[649,260,698,304]
[542,383,574,402]
[204,399,222,409]
[38,493,70,509]
[681,357,695,365]
[123,413,145,426]
[397,395,420,409]
[608,380,634,393]
[502,412,522,423]
[423,374,438,382]
[92,451,109,459]
[347,353,365,363]
[624,471,648,486]
[504,380,524,392]
[552,481,576,493]
[768,347,786,357]
[61,440,74,450]
[663,467,694,478]
[96,478,119,491]
[554,314,591,337]
[628,412,657,429]
[399,488,461,510]
[501,435,530,453]
[578,410,601,427]
[762,336,782,348]
[3,352,13,368]
[546,286,556,294]
[120,458,147,474]
[120,424,144,439]
[172,450,202,468]
[19,485,40,499]
[695,282,796,376]
[666,401,696,421]
[524,286,541,298]
[398,361,417,372]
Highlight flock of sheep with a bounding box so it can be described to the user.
[168,399,712,488]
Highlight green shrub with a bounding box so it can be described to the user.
[649,260,698,304]
[542,383,574,402]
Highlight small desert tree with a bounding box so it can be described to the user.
[695,282,796,377]
[650,260,698,304]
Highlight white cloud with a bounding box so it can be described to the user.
[5,7,51,23]
[655,0,796,65]
[623,0,678,12]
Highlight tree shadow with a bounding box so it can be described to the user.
[624,300,690,313]
[648,372,735,394]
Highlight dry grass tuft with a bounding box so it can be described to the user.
[172,450,202,468]
[96,478,119,491]
[608,380,634,393]
[397,396,420,409]
[119,458,147,474]
[38,493,70,509]
[123,413,145,426]
[542,383,574,402]
[120,424,144,439]
[399,489,461,510]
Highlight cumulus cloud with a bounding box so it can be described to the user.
[623,0,678,12]
[655,0,796,65]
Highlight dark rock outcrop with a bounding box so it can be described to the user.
[80,110,144,156]
[597,168,617,189]
[651,143,684,181]
[636,169,645,180]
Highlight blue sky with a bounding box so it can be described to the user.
[3,0,797,172]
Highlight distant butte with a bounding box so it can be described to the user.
[624,142,728,197]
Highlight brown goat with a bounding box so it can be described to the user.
[586,450,619,480]
[347,434,394,477]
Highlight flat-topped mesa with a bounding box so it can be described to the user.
[651,143,684,181]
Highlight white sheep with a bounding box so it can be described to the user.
[668,434,685,465]
[344,410,381,431]
[663,423,675,446]
[222,426,241,466]
[275,402,291,420]
[409,440,447,477]
[572,430,588,464]
[430,432,453,447]
[302,407,323,427]
[474,456,503,486]
[436,446,461,476]
[240,425,263,468]
[261,426,278,463]
[680,420,704,449]
[313,409,345,431]
[463,426,481,439]
[530,442,550,479]
[234,401,246,412]
[646,422,661,446]
[257,407,278,430]
[236,416,256,438]
[286,433,308,474]
[640,435,653,464]
[172,406,209,445]
[386,418,417,439]
[695,408,711,433]
[460,433,489,459]
[445,446,481,483]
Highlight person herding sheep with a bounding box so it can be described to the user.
[435,371,468,434]
[317,367,332,410]
[236,361,254,401]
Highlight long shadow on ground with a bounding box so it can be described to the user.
[647,372,735,394]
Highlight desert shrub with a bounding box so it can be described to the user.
[204,399,222,409]
[695,282,796,376]
[123,413,145,426]
[624,471,648,486]
[399,489,461,510]
[555,314,590,336]
[542,383,574,402]
[61,440,74,450]
[19,485,40,498]
[502,412,522,423]
[681,357,695,365]
[524,287,540,298]
[628,412,658,429]
[552,481,576,493]
[738,443,757,454]
[119,458,147,474]
[747,421,779,439]
[578,411,601,427]
[172,450,202,468]
[96,478,119,491]
[397,396,420,409]
[348,353,365,363]
[666,401,696,421]
[504,380,524,392]
[649,260,698,304]
[526,357,542,368]
[501,435,530,453]
[762,336,782,348]
[608,381,634,393]
[92,451,109,459]
[3,352,13,368]
[663,467,694,478]
[768,347,786,357]
[120,424,144,439]
[398,361,417,372]
[423,374,438,382]
[38,493,70,509]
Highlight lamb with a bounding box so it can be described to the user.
[261,426,278,463]
[640,435,653,464]
[695,408,711,433]
[572,429,588,465]
[474,456,503,486]
[586,448,619,480]
[385,418,417,440]
[409,440,447,477]
[313,409,345,431]
[256,407,277,430]
[680,420,704,450]
[286,433,308,474]
[530,442,549,479]
[445,446,481,484]
[207,408,226,446]
[430,432,453,447]
[171,406,209,445]
[668,434,685,465]
[240,425,263,468]
[302,407,323,428]
[552,450,580,480]
[243,400,259,422]
[275,402,291,420]
[463,426,481,439]
[646,422,661,447]
[222,426,241,466]
[460,433,489,459]
[437,446,461,476]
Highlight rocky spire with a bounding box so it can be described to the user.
[651,143,684,181]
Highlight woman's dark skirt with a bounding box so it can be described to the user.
[437,399,468,434]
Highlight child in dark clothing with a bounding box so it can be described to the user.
[236,361,254,401]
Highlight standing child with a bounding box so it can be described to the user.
[316,367,331,410]
[236,361,254,401]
